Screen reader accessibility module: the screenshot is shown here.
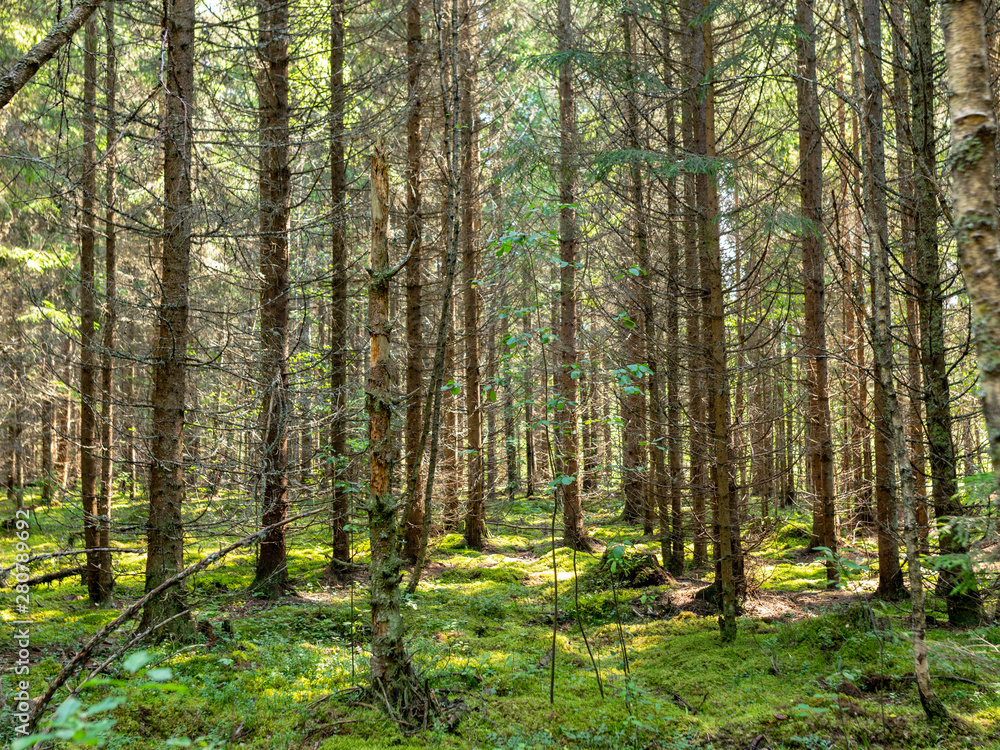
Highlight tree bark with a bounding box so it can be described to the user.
[699,3,737,641]
[253,0,292,598]
[96,0,118,604]
[80,17,100,605]
[366,139,414,700]
[140,0,197,640]
[557,0,587,550]
[797,0,837,585]
[402,0,425,562]
[861,0,946,720]
[460,0,485,550]
[329,0,351,572]
[913,0,983,625]
[0,0,105,111]
[944,0,1000,496]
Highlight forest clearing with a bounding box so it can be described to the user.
[3,0,1000,746]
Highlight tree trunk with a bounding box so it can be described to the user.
[253,0,292,598]
[80,17,100,605]
[0,0,105,111]
[914,0,983,625]
[329,0,351,572]
[557,0,587,550]
[858,0,904,598]
[96,0,118,604]
[699,3,737,641]
[621,11,648,532]
[944,0,1000,496]
[797,0,837,585]
[402,0,424,562]
[460,0,484,550]
[861,0,946,719]
[366,139,414,701]
[140,0,196,640]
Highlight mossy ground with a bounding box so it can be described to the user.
[1,489,999,749]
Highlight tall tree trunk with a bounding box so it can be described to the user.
[861,0,945,719]
[140,0,196,639]
[96,1,118,604]
[523,306,535,501]
[663,14,684,574]
[403,0,425,562]
[797,0,837,584]
[621,10,648,531]
[698,2,737,640]
[944,0,1000,499]
[80,17,100,605]
[461,0,484,550]
[253,0,292,598]
[682,1,708,564]
[857,0,904,597]
[557,0,587,550]
[329,0,351,572]
[41,383,53,504]
[366,139,414,701]
[914,0,983,625]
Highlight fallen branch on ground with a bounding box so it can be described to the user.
[28,507,325,731]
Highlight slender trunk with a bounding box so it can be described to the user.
[664,14,684,574]
[461,0,484,549]
[698,3,737,640]
[857,0,904,596]
[140,0,196,639]
[253,0,292,597]
[683,2,707,564]
[523,307,535,501]
[329,0,351,570]
[914,0,983,624]
[621,11,648,531]
[402,0,424,562]
[797,0,837,584]
[861,0,945,718]
[558,0,587,549]
[96,1,118,604]
[366,139,414,698]
[80,17,100,604]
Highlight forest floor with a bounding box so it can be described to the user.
[2,487,1000,750]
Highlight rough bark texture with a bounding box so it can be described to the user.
[460,0,484,550]
[80,18,100,605]
[917,0,983,626]
[0,0,104,110]
[329,0,351,571]
[140,0,196,640]
[862,0,946,721]
[96,1,118,604]
[402,0,424,562]
[663,20,684,575]
[796,0,837,585]
[253,0,292,598]
[944,0,1000,492]
[366,140,414,699]
[699,5,737,642]
[621,11,648,532]
[859,0,904,599]
[557,0,587,550]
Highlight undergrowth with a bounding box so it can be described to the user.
[1,490,998,749]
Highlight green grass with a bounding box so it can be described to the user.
[2,490,999,749]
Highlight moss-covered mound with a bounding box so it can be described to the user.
[581,544,674,590]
